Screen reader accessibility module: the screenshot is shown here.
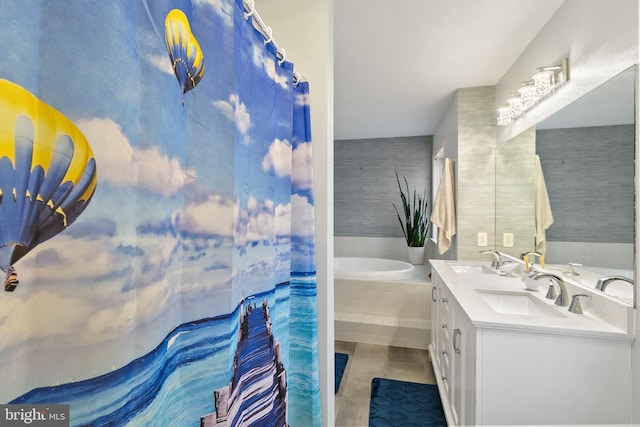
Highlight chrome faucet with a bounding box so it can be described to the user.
[533,272,569,306]
[480,250,501,269]
[595,276,634,292]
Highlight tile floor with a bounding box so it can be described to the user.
[334,340,436,427]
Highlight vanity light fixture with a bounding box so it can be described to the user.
[517,81,538,110]
[497,58,569,126]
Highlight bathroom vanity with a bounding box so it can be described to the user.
[429,259,634,426]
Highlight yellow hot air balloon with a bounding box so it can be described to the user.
[165,9,205,105]
[0,79,98,291]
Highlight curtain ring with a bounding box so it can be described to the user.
[243,0,255,20]
[263,26,273,45]
[277,48,286,65]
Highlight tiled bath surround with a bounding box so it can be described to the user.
[334,265,432,349]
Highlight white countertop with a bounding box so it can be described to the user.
[430,259,634,342]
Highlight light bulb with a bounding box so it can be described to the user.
[532,69,554,98]
[507,95,523,119]
[518,83,538,111]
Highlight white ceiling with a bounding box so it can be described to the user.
[334,0,565,140]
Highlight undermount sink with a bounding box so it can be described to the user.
[449,264,494,274]
[476,290,566,318]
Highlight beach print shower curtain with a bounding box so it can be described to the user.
[0,0,321,425]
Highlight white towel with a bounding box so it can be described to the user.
[431,158,456,254]
[534,155,554,254]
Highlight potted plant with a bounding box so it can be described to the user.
[392,172,431,265]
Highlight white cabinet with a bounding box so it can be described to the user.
[431,275,475,426]
[429,268,633,426]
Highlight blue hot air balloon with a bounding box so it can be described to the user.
[0,79,98,291]
[165,9,205,105]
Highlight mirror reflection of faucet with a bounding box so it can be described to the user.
[564,262,582,277]
[520,251,544,270]
[478,250,522,276]
[596,276,634,292]
[480,250,501,269]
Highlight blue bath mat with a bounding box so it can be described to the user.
[335,352,348,393]
[369,378,446,427]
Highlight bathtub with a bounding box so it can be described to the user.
[334,257,431,349]
[334,257,415,280]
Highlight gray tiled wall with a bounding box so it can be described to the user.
[536,124,634,243]
[456,86,496,260]
[334,136,433,237]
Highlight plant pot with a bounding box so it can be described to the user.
[407,246,425,265]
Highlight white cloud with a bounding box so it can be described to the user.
[246,196,274,215]
[246,211,275,242]
[213,94,251,136]
[290,194,315,237]
[0,233,180,349]
[85,277,173,339]
[136,146,196,196]
[147,54,174,75]
[19,235,118,282]
[247,196,259,213]
[140,236,180,283]
[292,142,313,190]
[172,195,235,237]
[77,118,195,196]
[0,290,92,345]
[235,196,281,245]
[262,139,292,177]
[252,45,288,89]
[274,202,291,238]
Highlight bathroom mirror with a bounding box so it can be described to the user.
[496,65,636,306]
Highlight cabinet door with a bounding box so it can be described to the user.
[450,306,475,426]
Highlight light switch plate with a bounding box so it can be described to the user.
[503,233,514,248]
[478,232,488,247]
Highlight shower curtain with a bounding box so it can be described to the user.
[0,0,320,426]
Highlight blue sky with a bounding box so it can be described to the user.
[0,0,315,401]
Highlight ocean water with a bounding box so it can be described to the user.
[11,275,320,426]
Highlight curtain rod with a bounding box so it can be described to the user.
[242,0,306,84]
